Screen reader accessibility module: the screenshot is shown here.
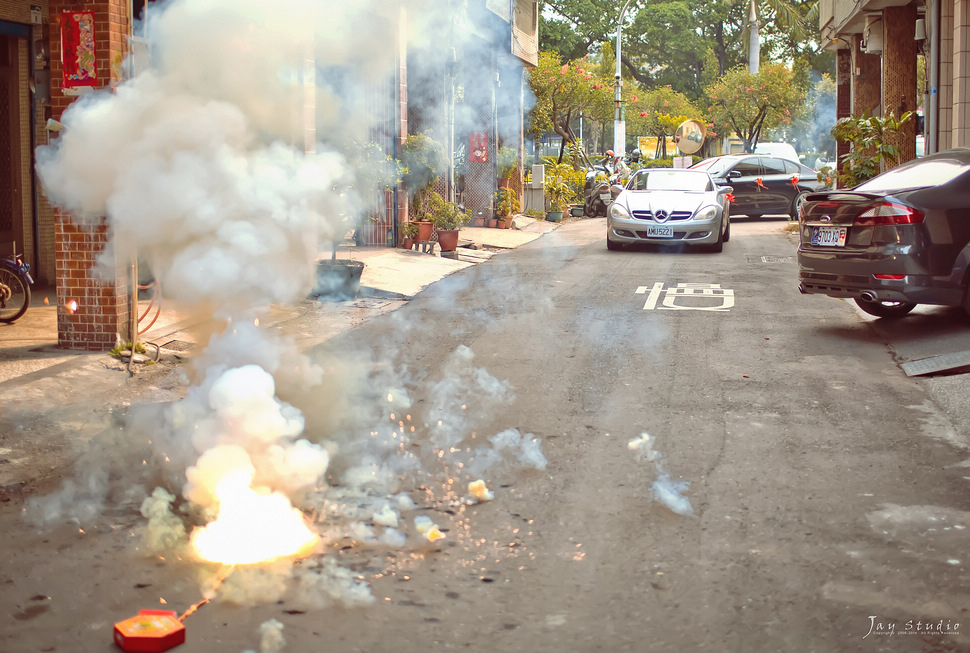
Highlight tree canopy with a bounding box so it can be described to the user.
[705,63,804,152]
[528,51,613,146]
[539,0,831,101]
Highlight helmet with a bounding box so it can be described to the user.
[607,150,614,157]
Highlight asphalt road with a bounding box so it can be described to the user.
[2,218,969,652]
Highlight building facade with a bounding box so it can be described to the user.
[0,0,537,350]
[819,0,970,168]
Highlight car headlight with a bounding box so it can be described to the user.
[693,205,717,221]
[608,202,631,220]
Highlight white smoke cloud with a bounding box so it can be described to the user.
[28,0,544,617]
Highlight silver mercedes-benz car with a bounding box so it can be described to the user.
[606,168,733,252]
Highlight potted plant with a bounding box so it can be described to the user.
[399,132,448,237]
[544,163,576,222]
[401,221,419,250]
[497,146,518,188]
[495,187,520,229]
[426,191,471,252]
[349,140,401,246]
[410,189,436,242]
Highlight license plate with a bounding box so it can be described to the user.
[646,225,674,238]
[811,226,847,247]
[599,193,611,201]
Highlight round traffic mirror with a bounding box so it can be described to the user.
[674,120,706,155]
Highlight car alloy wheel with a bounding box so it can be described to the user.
[790,191,809,220]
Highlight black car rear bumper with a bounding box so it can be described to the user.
[797,252,965,306]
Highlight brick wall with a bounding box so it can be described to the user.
[48,0,131,349]
[955,0,970,147]
[853,36,881,116]
[940,0,954,148]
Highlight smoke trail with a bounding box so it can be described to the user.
[628,432,693,516]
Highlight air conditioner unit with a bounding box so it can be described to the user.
[862,15,884,54]
[531,164,545,189]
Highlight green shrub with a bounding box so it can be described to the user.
[831,110,914,187]
[496,187,521,217]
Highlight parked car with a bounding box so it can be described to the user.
[690,154,828,219]
[606,168,732,252]
[797,147,970,318]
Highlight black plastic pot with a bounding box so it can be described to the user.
[312,260,365,300]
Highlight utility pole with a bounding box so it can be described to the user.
[613,0,633,158]
[748,0,760,74]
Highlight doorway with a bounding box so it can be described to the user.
[0,33,23,249]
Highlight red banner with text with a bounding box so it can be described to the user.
[61,11,98,88]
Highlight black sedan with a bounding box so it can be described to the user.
[690,154,827,219]
[797,148,970,318]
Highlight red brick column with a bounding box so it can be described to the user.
[54,221,128,349]
[853,35,882,116]
[48,0,131,350]
[835,47,852,181]
[882,3,918,165]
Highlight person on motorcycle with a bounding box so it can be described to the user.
[602,150,615,171]
[612,154,629,180]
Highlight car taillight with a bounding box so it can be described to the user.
[874,274,906,280]
[854,201,924,226]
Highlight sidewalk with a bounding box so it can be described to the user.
[0,216,560,388]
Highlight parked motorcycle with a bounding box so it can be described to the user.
[584,170,624,217]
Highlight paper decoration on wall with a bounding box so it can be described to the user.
[61,11,97,88]
[470,132,487,162]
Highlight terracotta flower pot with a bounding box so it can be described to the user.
[487,218,499,228]
[436,229,460,252]
[401,237,414,250]
[416,220,434,242]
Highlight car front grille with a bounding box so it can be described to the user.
[631,210,693,222]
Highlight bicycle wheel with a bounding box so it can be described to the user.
[0,262,30,323]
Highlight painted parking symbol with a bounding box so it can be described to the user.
[636,282,734,311]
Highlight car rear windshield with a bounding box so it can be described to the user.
[854,159,969,192]
[629,170,712,192]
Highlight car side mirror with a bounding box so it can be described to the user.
[719,185,734,194]
[728,170,742,179]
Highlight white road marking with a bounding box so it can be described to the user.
[637,282,734,311]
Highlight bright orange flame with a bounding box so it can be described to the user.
[190,472,318,565]
[43,297,50,305]
[66,299,78,313]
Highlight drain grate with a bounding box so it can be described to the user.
[160,340,197,352]
[352,299,391,309]
[901,350,970,377]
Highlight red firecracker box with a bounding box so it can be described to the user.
[113,610,186,652]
